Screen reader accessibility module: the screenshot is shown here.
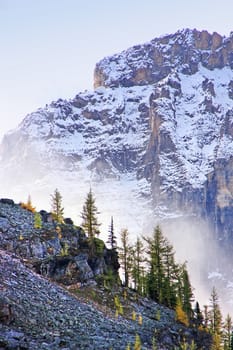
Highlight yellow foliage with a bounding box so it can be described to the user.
[114,295,124,315]
[19,233,24,240]
[175,299,189,327]
[211,333,221,350]
[60,242,69,256]
[125,344,131,350]
[20,195,36,213]
[134,334,141,350]
[56,226,62,239]
[132,310,137,321]
[138,315,143,325]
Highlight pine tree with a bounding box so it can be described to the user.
[118,228,132,287]
[51,188,64,223]
[144,225,177,305]
[162,240,178,308]
[223,314,232,350]
[134,334,141,350]
[208,287,223,350]
[175,297,189,327]
[81,188,100,240]
[107,216,117,250]
[193,301,204,328]
[21,195,36,212]
[179,263,194,321]
[34,212,42,229]
[131,237,144,294]
[144,225,165,303]
[230,332,233,350]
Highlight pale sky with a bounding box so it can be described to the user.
[0,0,233,141]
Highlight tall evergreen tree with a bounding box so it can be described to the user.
[144,225,166,303]
[144,225,178,305]
[179,263,194,320]
[107,216,117,250]
[162,240,178,308]
[208,287,223,350]
[51,188,64,223]
[230,332,233,350]
[223,314,232,350]
[193,301,204,328]
[118,228,132,287]
[131,237,144,294]
[81,188,100,240]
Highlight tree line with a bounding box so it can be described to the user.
[21,188,233,349]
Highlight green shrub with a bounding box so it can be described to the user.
[93,238,105,256]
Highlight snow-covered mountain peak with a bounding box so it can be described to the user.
[1,28,233,242]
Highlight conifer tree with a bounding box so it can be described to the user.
[162,240,178,308]
[223,314,232,350]
[134,334,141,350]
[81,188,100,240]
[208,287,223,350]
[144,225,165,303]
[118,228,132,287]
[21,195,36,212]
[175,297,189,327]
[51,188,64,223]
[193,301,204,328]
[179,263,194,320]
[107,216,117,250]
[131,237,144,294]
[34,212,42,229]
[230,332,233,350]
[144,225,177,305]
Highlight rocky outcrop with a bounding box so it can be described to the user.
[0,200,119,286]
[94,29,233,89]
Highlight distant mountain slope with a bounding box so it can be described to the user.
[1,28,233,243]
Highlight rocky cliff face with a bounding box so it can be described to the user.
[0,199,119,286]
[1,29,233,244]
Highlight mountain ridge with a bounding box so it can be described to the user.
[1,28,233,265]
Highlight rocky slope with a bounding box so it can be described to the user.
[0,199,212,349]
[0,198,119,286]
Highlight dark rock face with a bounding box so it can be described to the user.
[0,297,13,325]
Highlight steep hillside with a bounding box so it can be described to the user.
[0,199,211,349]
